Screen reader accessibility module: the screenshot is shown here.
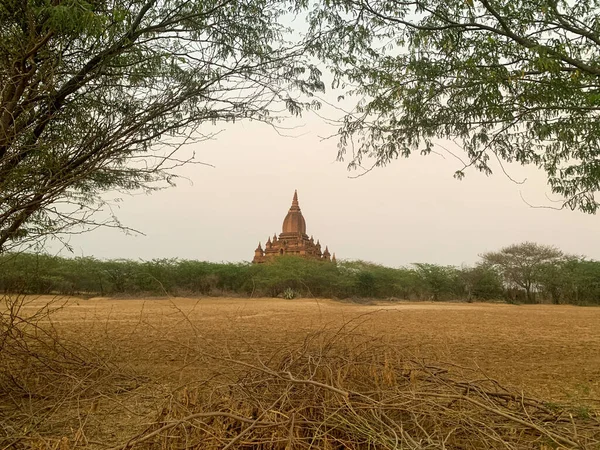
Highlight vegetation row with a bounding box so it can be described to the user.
[2,242,599,304]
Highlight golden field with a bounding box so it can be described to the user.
[2,296,600,449]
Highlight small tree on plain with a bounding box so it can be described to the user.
[481,242,564,303]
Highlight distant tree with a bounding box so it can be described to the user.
[460,265,504,301]
[567,260,600,305]
[539,258,600,305]
[0,0,323,252]
[356,271,377,297]
[101,259,139,293]
[249,256,318,298]
[413,263,461,301]
[481,242,564,303]
[309,0,600,212]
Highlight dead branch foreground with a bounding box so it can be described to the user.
[1,295,599,449]
[110,332,599,450]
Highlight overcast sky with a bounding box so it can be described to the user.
[49,108,600,267]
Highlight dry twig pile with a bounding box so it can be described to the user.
[2,298,598,450]
[0,294,140,448]
[121,332,600,450]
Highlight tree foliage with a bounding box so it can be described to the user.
[5,246,599,304]
[0,0,322,252]
[481,242,565,302]
[413,263,462,300]
[460,265,505,301]
[4,0,600,254]
[308,0,600,212]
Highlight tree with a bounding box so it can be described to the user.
[413,263,461,301]
[0,0,323,252]
[308,0,600,212]
[565,259,600,305]
[481,242,564,303]
[460,264,504,301]
[539,258,600,305]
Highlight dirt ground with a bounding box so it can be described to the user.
[24,295,600,401]
[5,295,600,447]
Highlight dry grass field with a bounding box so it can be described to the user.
[2,296,600,449]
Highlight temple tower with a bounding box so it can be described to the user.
[252,190,334,263]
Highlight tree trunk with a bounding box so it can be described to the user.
[525,284,533,303]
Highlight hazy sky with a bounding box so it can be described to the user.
[49,109,600,267]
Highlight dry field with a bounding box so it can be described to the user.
[40,296,600,398]
[2,296,600,449]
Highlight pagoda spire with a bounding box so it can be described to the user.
[290,190,300,211]
[253,241,265,263]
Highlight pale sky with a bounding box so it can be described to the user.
[46,102,600,268]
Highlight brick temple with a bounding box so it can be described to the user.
[252,190,335,264]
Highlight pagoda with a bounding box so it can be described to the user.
[253,190,335,264]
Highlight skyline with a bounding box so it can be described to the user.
[44,113,600,268]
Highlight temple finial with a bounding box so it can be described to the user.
[291,190,299,209]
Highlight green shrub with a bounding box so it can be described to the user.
[1,251,597,304]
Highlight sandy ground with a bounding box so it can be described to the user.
[5,295,599,446]
[22,295,600,401]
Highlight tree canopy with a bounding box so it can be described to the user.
[5,0,600,252]
[481,242,565,302]
[308,0,600,212]
[4,244,600,304]
[0,0,322,252]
